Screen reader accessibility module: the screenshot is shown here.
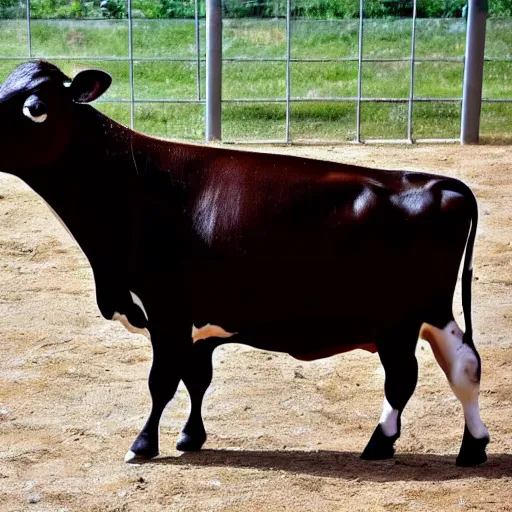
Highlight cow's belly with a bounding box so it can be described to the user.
[186,260,381,328]
[290,342,378,361]
[192,319,378,360]
[191,313,381,359]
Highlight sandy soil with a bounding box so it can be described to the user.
[0,144,511,512]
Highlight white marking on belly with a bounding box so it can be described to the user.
[113,312,150,339]
[379,398,399,437]
[192,323,236,343]
[129,290,148,321]
[420,321,489,440]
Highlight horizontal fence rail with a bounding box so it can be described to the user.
[1,0,508,143]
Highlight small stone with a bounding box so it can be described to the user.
[208,479,221,489]
[28,492,41,504]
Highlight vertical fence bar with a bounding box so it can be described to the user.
[127,0,135,129]
[26,0,32,58]
[195,0,201,101]
[461,0,488,144]
[206,0,222,141]
[407,0,417,142]
[285,0,291,143]
[356,0,364,142]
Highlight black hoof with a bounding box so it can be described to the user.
[361,424,399,461]
[456,426,490,467]
[126,433,159,463]
[176,431,207,452]
[125,449,158,463]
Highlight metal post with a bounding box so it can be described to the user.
[461,0,488,144]
[26,0,32,58]
[407,0,417,142]
[206,0,222,141]
[195,0,201,101]
[285,0,291,143]
[356,0,364,142]
[127,0,135,130]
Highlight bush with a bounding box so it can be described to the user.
[100,0,126,18]
[489,0,512,17]
[1,0,510,20]
[0,0,26,18]
[417,0,465,18]
[133,0,196,18]
[30,0,100,18]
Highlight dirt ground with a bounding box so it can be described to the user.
[0,144,511,512]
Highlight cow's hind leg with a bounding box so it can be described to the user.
[125,326,186,463]
[176,341,215,451]
[361,324,419,460]
[421,320,489,466]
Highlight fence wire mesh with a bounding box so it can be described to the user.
[0,0,510,143]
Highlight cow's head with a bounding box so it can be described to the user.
[0,60,111,174]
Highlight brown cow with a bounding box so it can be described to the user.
[0,61,489,466]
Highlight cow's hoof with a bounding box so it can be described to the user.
[124,449,158,464]
[125,433,159,463]
[456,426,490,467]
[360,425,398,460]
[176,431,206,452]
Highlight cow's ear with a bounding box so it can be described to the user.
[69,69,112,104]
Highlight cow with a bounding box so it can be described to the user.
[0,60,489,467]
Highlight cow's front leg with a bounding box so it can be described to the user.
[361,325,419,460]
[125,324,189,463]
[176,340,216,451]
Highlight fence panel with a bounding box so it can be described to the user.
[0,1,509,143]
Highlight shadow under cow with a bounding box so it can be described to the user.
[148,449,512,482]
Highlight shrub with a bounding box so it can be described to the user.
[2,0,509,20]
[100,0,126,18]
[0,0,25,18]
[30,0,100,18]
[133,0,196,19]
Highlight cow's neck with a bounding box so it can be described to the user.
[21,109,168,269]
[22,107,201,273]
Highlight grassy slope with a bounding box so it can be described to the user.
[0,17,510,141]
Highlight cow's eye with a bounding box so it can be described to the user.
[22,96,48,123]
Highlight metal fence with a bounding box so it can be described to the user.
[0,0,509,144]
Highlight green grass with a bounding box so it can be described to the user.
[0,17,511,142]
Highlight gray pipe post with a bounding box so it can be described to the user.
[206,0,222,141]
[461,0,488,144]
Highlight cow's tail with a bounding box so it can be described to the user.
[444,179,478,346]
[461,185,478,346]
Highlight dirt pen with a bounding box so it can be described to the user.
[1,144,511,512]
